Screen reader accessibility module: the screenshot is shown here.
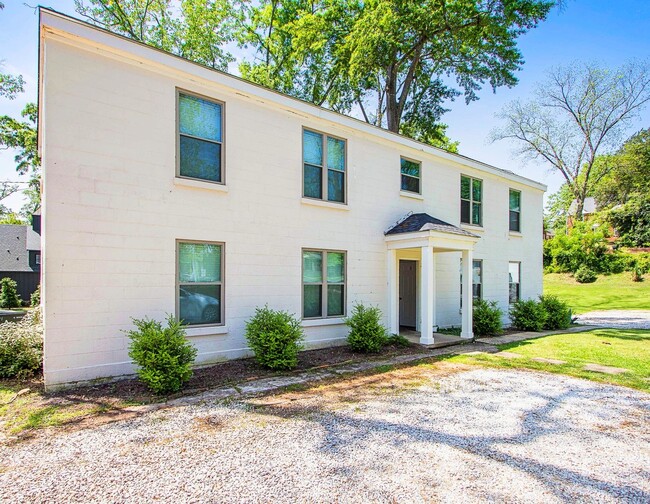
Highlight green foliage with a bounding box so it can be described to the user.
[0,213,26,225]
[539,295,571,330]
[345,303,388,353]
[472,298,503,337]
[607,194,650,248]
[632,267,644,283]
[0,277,21,309]
[543,221,614,274]
[0,72,24,100]
[30,285,40,307]
[386,333,411,348]
[126,315,197,394]
[575,265,597,284]
[0,310,43,379]
[509,299,547,332]
[0,102,39,176]
[244,306,305,370]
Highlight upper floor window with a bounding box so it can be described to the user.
[400,157,421,194]
[509,261,520,304]
[303,129,346,203]
[178,92,224,184]
[177,241,224,326]
[461,175,482,226]
[509,189,521,232]
[303,249,346,318]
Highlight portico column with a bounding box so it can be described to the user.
[387,249,398,335]
[461,249,474,339]
[420,245,435,345]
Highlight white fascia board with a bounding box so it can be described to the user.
[39,8,547,192]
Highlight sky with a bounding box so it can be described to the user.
[1,0,649,212]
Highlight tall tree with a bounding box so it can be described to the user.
[240,0,557,149]
[493,61,650,218]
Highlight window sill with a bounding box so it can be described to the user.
[461,224,484,232]
[301,198,349,211]
[185,325,228,337]
[174,177,229,193]
[399,191,424,201]
[509,231,523,237]
[302,317,345,327]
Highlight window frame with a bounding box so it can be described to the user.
[509,189,522,233]
[400,156,422,195]
[301,248,347,320]
[175,239,226,328]
[460,175,483,226]
[508,261,521,304]
[460,258,483,307]
[302,127,348,205]
[176,88,226,185]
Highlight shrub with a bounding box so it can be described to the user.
[0,277,21,309]
[386,333,411,347]
[472,298,503,337]
[539,295,572,330]
[245,306,304,370]
[509,299,547,332]
[126,315,197,394]
[30,285,41,307]
[632,267,644,282]
[575,265,597,283]
[345,303,388,353]
[0,310,43,379]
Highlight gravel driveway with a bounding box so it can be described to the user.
[2,367,648,503]
[576,310,650,329]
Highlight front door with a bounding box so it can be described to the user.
[399,260,417,328]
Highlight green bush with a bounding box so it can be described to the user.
[345,303,388,353]
[386,333,411,347]
[539,295,572,330]
[30,285,41,307]
[632,267,644,282]
[0,310,43,379]
[245,306,304,370]
[126,315,197,394]
[575,265,597,283]
[509,299,547,332]
[0,277,21,309]
[472,298,503,337]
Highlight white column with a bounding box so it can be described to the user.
[432,252,437,331]
[461,249,474,339]
[420,245,435,345]
[387,249,399,335]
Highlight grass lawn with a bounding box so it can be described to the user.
[450,329,650,392]
[544,272,650,313]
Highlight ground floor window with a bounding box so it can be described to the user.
[303,249,346,318]
[177,241,223,326]
[509,262,520,304]
[460,259,483,306]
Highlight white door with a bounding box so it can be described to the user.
[399,260,417,328]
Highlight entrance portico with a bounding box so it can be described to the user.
[385,213,480,345]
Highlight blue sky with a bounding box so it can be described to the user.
[1,0,649,211]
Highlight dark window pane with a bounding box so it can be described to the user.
[461,200,470,224]
[461,176,471,199]
[303,130,323,166]
[509,283,520,304]
[472,203,482,225]
[327,137,345,171]
[328,169,345,202]
[303,251,323,283]
[304,285,322,318]
[327,285,344,316]
[179,243,221,282]
[509,190,520,211]
[179,94,221,142]
[400,158,420,177]
[304,164,322,199]
[179,135,221,182]
[509,211,520,232]
[401,175,420,193]
[472,284,481,299]
[472,179,482,202]
[179,284,221,325]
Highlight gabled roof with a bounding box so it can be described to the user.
[385,213,480,238]
[0,225,38,272]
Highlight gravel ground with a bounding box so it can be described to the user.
[1,368,649,503]
[576,310,650,329]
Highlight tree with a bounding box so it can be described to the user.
[240,0,557,150]
[493,61,650,218]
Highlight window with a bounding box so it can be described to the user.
[303,129,346,203]
[509,189,521,232]
[509,262,520,304]
[461,175,482,226]
[177,241,223,326]
[35,253,41,266]
[303,249,346,318]
[400,157,421,194]
[178,91,224,183]
[460,259,483,306]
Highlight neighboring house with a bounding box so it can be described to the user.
[0,215,41,302]
[38,9,546,388]
[567,197,597,228]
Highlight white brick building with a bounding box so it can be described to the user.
[38,9,545,387]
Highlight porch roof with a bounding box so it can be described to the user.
[385,213,479,238]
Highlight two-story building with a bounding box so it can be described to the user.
[38,9,545,388]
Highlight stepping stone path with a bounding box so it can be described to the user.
[531,357,566,365]
[583,363,628,375]
[496,351,523,359]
